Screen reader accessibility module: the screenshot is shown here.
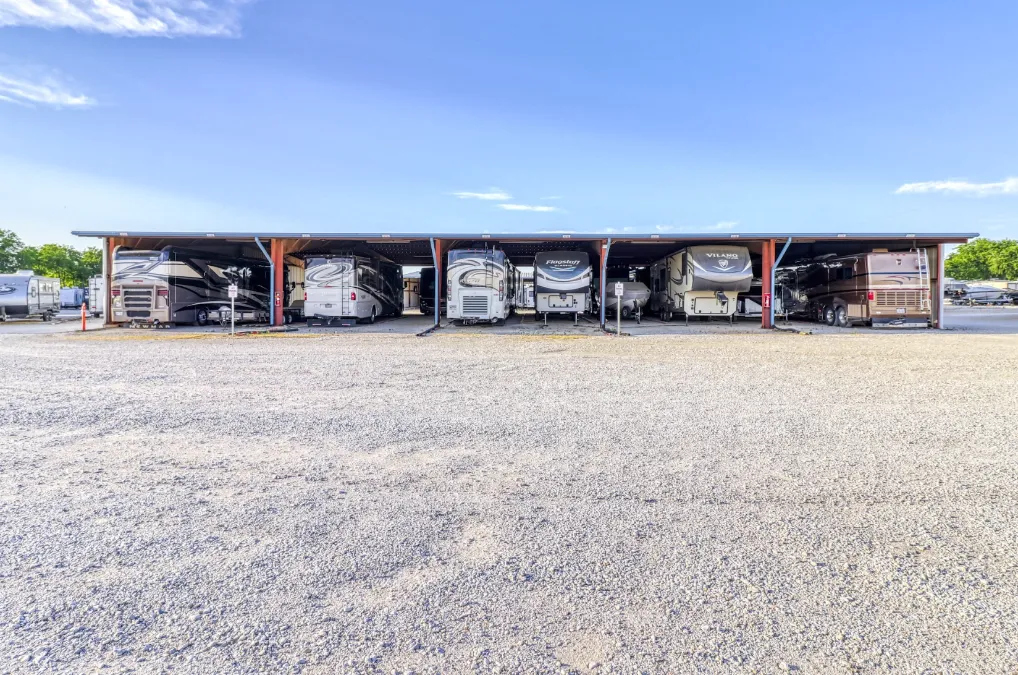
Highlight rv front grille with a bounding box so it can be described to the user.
[461,295,490,316]
[126,310,151,318]
[123,289,154,309]
[875,290,923,308]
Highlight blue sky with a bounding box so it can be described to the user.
[1,1,1017,246]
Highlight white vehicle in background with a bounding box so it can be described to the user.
[446,248,516,324]
[649,245,753,323]
[60,287,85,309]
[88,275,104,318]
[0,271,61,322]
[534,251,592,321]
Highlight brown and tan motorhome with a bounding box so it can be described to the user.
[798,250,931,327]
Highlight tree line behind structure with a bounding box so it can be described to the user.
[0,229,102,288]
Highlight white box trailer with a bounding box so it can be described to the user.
[0,272,61,322]
[88,275,104,318]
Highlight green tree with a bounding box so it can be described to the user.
[945,239,999,280]
[29,244,84,287]
[987,239,1018,280]
[0,229,24,273]
[80,246,102,282]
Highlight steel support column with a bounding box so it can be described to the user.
[599,239,611,328]
[770,237,793,328]
[761,239,775,328]
[271,239,285,326]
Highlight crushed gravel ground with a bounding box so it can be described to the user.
[1,331,1017,674]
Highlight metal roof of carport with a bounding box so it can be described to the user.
[70,231,978,242]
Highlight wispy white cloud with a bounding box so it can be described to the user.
[895,177,1018,197]
[498,204,563,213]
[0,0,250,37]
[654,221,739,233]
[539,195,563,201]
[707,220,738,230]
[452,188,511,201]
[0,70,93,107]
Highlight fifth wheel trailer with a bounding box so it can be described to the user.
[0,272,61,322]
[534,252,592,318]
[88,275,104,318]
[649,246,752,322]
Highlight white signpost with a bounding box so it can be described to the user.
[227,284,238,336]
[614,281,624,334]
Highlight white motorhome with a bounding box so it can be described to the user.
[303,253,403,325]
[534,252,592,319]
[0,272,61,322]
[649,245,752,322]
[446,248,516,324]
[88,275,104,318]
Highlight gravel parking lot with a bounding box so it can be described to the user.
[2,331,1017,673]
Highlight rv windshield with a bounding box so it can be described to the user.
[449,249,506,264]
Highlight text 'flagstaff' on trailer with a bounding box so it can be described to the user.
[534,252,592,319]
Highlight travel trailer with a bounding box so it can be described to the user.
[518,270,535,309]
[60,287,85,309]
[649,246,753,322]
[446,248,516,324]
[534,252,592,320]
[303,253,403,325]
[419,266,446,315]
[0,272,61,322]
[798,250,932,327]
[111,246,273,327]
[403,274,420,311]
[87,275,104,318]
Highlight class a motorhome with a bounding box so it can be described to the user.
[303,252,403,325]
[534,252,592,318]
[649,245,752,321]
[798,250,932,327]
[87,275,104,318]
[446,248,517,324]
[111,246,272,326]
[0,271,61,322]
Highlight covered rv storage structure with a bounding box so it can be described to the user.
[72,231,974,330]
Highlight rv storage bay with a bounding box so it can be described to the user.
[1,333,1016,673]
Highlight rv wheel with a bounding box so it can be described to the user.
[662,309,673,322]
[824,306,836,326]
[368,306,376,324]
[835,306,849,327]
[195,308,209,327]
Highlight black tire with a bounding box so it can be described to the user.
[835,305,849,327]
[662,309,673,322]
[283,312,292,325]
[195,308,209,327]
[621,305,632,319]
[395,305,403,318]
[367,306,376,324]
[824,305,836,326]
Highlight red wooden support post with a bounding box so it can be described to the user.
[271,239,285,326]
[761,239,775,329]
